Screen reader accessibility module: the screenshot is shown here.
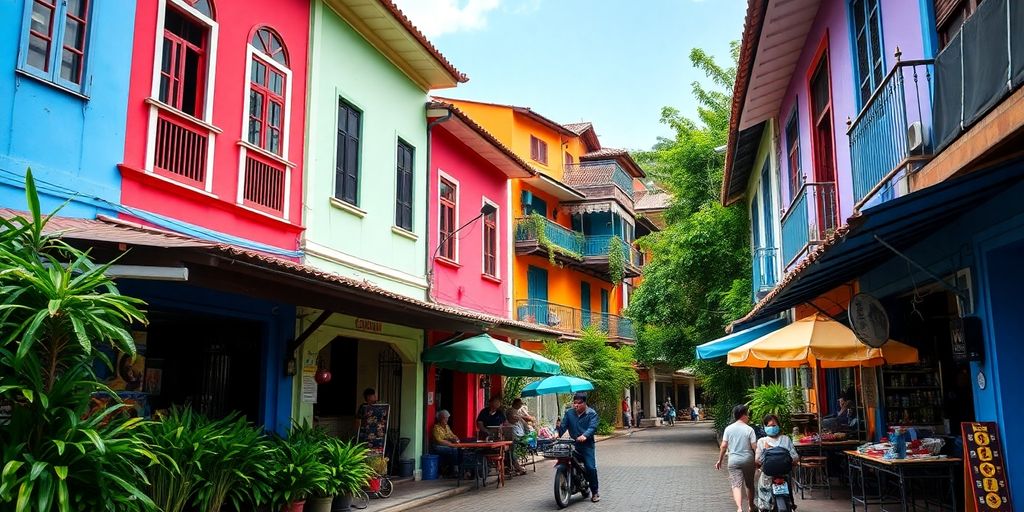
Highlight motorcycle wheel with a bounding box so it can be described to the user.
[554,464,572,509]
[773,494,790,512]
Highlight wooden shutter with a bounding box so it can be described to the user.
[395,142,413,230]
[935,0,964,28]
[335,102,361,204]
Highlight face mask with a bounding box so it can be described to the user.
[765,425,781,436]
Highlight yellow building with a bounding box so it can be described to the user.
[438,98,649,347]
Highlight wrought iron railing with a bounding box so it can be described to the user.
[752,247,778,293]
[563,162,635,200]
[514,299,635,340]
[780,182,837,266]
[848,58,934,208]
[515,217,583,255]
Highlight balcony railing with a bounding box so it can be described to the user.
[154,111,208,187]
[563,162,635,200]
[848,58,934,208]
[515,217,584,256]
[514,299,635,340]
[242,154,286,215]
[780,182,837,266]
[582,235,643,267]
[752,247,778,294]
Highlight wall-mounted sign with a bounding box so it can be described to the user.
[962,422,1012,511]
[355,318,383,334]
[300,365,318,403]
[849,293,889,348]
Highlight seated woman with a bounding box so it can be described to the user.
[822,396,854,432]
[505,405,528,476]
[432,410,461,474]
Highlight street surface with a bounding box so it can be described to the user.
[410,423,738,512]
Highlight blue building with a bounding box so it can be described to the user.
[0,0,135,216]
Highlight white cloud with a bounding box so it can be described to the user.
[394,0,503,38]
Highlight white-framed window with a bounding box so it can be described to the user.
[144,0,220,192]
[482,197,499,278]
[236,26,293,219]
[438,171,460,262]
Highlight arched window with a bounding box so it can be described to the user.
[183,0,214,18]
[157,0,217,118]
[246,27,289,155]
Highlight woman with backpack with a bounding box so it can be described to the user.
[754,414,800,511]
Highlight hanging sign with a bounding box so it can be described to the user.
[849,293,889,348]
[962,422,1013,511]
[300,365,318,403]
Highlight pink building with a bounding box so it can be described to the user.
[426,101,535,317]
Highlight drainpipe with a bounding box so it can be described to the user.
[425,106,453,303]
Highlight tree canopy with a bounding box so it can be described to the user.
[629,43,753,432]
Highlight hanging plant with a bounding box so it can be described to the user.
[523,212,584,265]
[607,235,626,284]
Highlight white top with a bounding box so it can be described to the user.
[722,421,757,468]
[756,434,799,463]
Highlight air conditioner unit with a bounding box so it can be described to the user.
[907,121,925,154]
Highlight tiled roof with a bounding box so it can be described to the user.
[634,189,671,211]
[428,100,536,178]
[1,210,560,337]
[582,148,629,159]
[580,148,646,178]
[378,0,468,84]
[721,0,768,205]
[563,122,593,135]
[432,97,577,137]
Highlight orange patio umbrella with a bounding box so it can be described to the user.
[726,314,919,369]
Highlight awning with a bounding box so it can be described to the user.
[695,317,788,360]
[732,163,1024,328]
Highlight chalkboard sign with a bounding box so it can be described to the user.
[357,403,390,456]
[962,422,1013,511]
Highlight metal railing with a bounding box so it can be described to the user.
[563,162,635,200]
[515,217,583,255]
[515,299,636,340]
[848,58,934,208]
[581,235,643,267]
[752,247,778,293]
[780,182,837,266]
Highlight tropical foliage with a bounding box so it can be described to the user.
[747,384,804,434]
[0,170,156,512]
[628,44,754,433]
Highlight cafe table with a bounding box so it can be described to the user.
[450,440,513,489]
[844,450,961,512]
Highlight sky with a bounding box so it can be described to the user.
[394,0,748,151]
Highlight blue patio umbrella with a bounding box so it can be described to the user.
[520,375,595,397]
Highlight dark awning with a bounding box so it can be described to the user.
[732,163,1024,328]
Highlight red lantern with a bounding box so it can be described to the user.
[314,368,332,384]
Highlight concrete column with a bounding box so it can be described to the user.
[688,377,696,409]
[646,376,657,423]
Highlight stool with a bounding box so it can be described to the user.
[797,456,831,499]
[483,452,505,488]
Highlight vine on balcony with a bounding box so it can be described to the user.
[608,235,625,284]
[523,212,584,265]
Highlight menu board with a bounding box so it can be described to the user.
[962,422,1013,511]
[357,403,390,456]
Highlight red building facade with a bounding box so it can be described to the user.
[119,0,308,252]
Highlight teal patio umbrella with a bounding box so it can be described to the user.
[520,375,594,397]
[422,334,561,377]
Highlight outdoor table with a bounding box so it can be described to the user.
[450,441,512,489]
[844,450,961,512]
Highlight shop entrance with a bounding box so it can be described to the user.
[144,311,264,421]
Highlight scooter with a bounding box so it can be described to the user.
[768,473,796,512]
[543,439,590,509]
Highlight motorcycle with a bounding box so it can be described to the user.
[767,473,795,512]
[543,439,590,508]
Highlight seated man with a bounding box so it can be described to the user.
[476,396,506,439]
[432,410,461,475]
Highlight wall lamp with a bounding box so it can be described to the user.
[426,204,497,300]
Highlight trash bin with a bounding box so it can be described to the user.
[397,458,415,478]
[421,454,439,480]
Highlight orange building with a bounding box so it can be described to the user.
[438,98,651,347]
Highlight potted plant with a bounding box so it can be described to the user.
[272,433,330,512]
[747,383,804,433]
[326,440,373,512]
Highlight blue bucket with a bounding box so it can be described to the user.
[421,454,439,480]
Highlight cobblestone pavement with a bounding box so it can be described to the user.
[408,423,738,512]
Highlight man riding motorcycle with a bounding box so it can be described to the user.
[556,393,601,503]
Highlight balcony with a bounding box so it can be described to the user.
[241,153,287,216]
[515,217,643,278]
[848,58,934,209]
[563,161,635,203]
[780,182,837,266]
[154,110,209,188]
[514,299,635,342]
[752,247,778,298]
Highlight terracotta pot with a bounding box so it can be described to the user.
[282,500,306,512]
[307,496,334,512]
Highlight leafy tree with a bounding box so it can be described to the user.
[628,44,754,433]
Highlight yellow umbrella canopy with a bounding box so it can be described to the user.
[727,314,919,368]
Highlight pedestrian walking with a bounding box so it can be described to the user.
[634,398,643,422]
[715,404,757,512]
[621,397,631,429]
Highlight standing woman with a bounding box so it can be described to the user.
[715,405,757,512]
